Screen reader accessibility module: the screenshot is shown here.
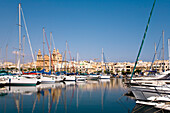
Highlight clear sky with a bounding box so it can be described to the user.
[0,0,170,63]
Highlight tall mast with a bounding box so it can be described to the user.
[43,27,45,70]
[168,39,170,70]
[6,44,8,66]
[154,43,157,71]
[18,3,21,74]
[0,47,1,69]
[155,43,157,61]
[77,52,79,75]
[162,30,164,72]
[102,48,104,74]
[21,7,36,70]
[56,51,58,72]
[22,35,25,69]
[65,41,67,74]
[56,50,58,72]
[130,0,156,80]
[34,50,36,63]
[14,50,17,68]
[49,32,52,71]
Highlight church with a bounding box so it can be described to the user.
[36,48,62,71]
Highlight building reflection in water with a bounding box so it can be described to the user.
[0,78,136,113]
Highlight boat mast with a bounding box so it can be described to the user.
[65,41,67,75]
[21,7,37,71]
[49,32,52,71]
[102,48,104,74]
[43,27,45,70]
[154,43,156,70]
[130,0,156,80]
[5,44,8,69]
[168,39,170,70]
[22,35,25,69]
[77,52,79,75]
[0,47,1,69]
[155,43,157,61]
[162,30,164,72]
[56,50,58,72]
[18,3,21,75]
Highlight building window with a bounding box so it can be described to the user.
[127,69,130,71]
[126,66,130,68]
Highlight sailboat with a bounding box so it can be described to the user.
[129,31,170,87]
[75,52,87,82]
[63,41,76,81]
[127,1,170,111]
[49,32,63,82]
[0,78,6,86]
[40,28,55,84]
[98,48,110,79]
[0,3,38,86]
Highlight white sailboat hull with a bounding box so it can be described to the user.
[3,76,37,86]
[64,76,76,81]
[87,75,99,80]
[55,76,64,82]
[76,75,87,82]
[41,75,55,84]
[99,75,110,79]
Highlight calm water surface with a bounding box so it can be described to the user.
[0,79,136,113]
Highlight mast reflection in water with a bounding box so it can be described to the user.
[0,79,135,113]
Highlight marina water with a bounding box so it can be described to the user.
[0,78,136,113]
[1,78,168,113]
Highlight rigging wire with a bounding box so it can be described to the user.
[20,7,36,70]
[44,29,54,72]
[149,35,162,71]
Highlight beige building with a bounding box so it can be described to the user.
[2,57,170,75]
[152,60,169,72]
[36,48,62,71]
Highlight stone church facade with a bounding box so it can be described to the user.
[36,48,62,71]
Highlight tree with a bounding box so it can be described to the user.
[122,71,126,75]
[126,71,131,74]
[37,67,42,71]
[135,69,141,74]
[31,68,36,71]
[104,70,110,74]
[28,68,31,71]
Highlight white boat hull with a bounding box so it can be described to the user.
[87,75,99,80]
[55,76,64,82]
[64,76,76,81]
[99,75,110,79]
[41,75,55,84]
[76,75,87,82]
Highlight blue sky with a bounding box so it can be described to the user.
[0,0,170,63]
